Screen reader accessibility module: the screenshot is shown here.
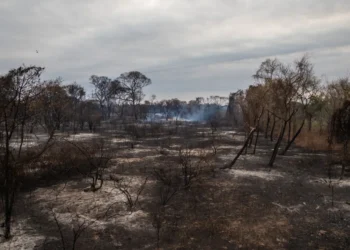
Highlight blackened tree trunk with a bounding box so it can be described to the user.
[319,121,323,135]
[341,138,349,179]
[107,103,112,119]
[265,111,270,139]
[253,108,264,154]
[133,100,138,120]
[119,104,124,118]
[281,119,305,155]
[248,131,254,148]
[222,128,256,169]
[307,114,312,132]
[292,116,297,135]
[253,127,260,155]
[287,118,291,143]
[3,136,14,239]
[270,116,276,141]
[4,180,16,239]
[268,120,287,167]
[244,130,249,154]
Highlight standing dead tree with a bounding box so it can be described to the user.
[221,127,256,169]
[51,209,90,250]
[178,146,203,189]
[152,163,186,249]
[270,115,278,141]
[152,207,165,249]
[253,108,265,154]
[264,110,270,139]
[329,100,350,179]
[49,190,122,250]
[110,175,148,212]
[0,66,55,239]
[153,166,181,206]
[66,138,112,192]
[268,110,297,166]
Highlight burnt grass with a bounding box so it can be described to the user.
[1,122,350,249]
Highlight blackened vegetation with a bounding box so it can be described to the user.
[0,66,55,239]
[329,100,350,178]
[0,58,350,249]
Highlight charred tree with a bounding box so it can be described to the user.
[281,119,305,155]
[329,101,350,179]
[268,110,296,167]
[253,108,264,154]
[222,127,256,169]
[265,111,270,139]
[270,116,276,141]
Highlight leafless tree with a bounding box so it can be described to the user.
[329,100,350,179]
[66,138,112,192]
[51,209,91,250]
[178,146,202,189]
[0,66,55,239]
[110,175,148,212]
[49,193,121,250]
[153,166,181,206]
[152,207,165,249]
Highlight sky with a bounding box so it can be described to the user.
[1,0,349,101]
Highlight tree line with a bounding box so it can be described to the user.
[226,55,350,169]
[0,66,153,239]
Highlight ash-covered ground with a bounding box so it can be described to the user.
[1,122,350,249]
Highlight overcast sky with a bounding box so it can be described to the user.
[1,0,349,101]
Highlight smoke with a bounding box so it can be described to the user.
[183,105,225,122]
[145,103,227,122]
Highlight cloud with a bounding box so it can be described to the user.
[0,0,349,100]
